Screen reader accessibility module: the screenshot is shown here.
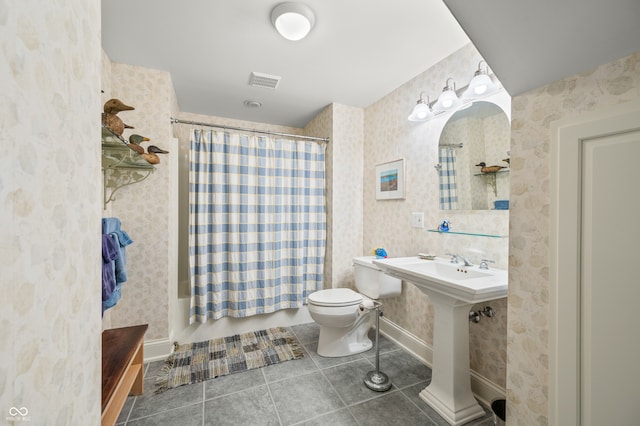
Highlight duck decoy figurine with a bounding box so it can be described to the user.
[141,145,169,165]
[127,134,150,154]
[102,98,135,136]
[476,162,507,174]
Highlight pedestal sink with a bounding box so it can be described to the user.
[373,256,507,426]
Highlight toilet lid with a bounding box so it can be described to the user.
[308,288,362,307]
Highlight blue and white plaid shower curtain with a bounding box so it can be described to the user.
[438,147,458,210]
[188,129,326,323]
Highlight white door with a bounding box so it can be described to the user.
[550,100,640,426]
[581,130,640,425]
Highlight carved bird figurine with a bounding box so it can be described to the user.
[101,98,135,136]
[141,145,169,165]
[127,134,150,154]
[476,162,506,174]
[502,158,510,166]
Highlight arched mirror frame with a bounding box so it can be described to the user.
[432,89,511,212]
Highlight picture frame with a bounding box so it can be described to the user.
[375,158,405,200]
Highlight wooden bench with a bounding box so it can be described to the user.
[101,324,148,426]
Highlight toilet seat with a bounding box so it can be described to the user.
[308,288,362,307]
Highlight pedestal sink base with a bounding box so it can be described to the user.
[418,292,486,426]
[419,388,485,426]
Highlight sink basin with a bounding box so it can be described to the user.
[373,256,507,304]
[373,256,508,425]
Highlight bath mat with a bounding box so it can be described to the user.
[154,327,303,393]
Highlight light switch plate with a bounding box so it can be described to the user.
[411,212,424,228]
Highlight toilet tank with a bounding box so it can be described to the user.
[353,256,401,299]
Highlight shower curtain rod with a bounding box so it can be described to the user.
[170,117,330,143]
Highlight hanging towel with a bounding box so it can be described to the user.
[101,217,133,314]
[101,217,133,283]
[102,234,119,301]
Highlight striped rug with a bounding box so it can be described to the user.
[155,327,304,393]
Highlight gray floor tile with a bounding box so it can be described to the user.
[128,377,204,420]
[204,384,280,426]
[290,322,320,345]
[127,323,497,426]
[349,390,436,425]
[297,408,360,426]
[371,349,432,389]
[268,371,344,425]
[144,360,167,379]
[262,344,319,383]
[204,367,266,399]
[322,358,395,406]
[126,403,203,426]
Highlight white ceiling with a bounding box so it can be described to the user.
[101,0,470,128]
[443,0,640,96]
[102,1,640,129]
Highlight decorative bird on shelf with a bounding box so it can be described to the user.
[127,134,150,154]
[102,98,135,136]
[476,162,507,174]
[141,145,169,165]
[502,158,510,166]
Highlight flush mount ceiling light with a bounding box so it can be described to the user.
[433,78,462,113]
[463,61,498,100]
[271,2,316,41]
[408,92,433,122]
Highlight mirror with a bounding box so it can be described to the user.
[437,101,510,210]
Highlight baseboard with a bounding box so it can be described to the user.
[379,317,505,406]
[143,338,173,362]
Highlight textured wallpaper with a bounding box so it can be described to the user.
[305,104,365,291]
[105,62,177,340]
[507,51,640,424]
[363,43,510,388]
[1,1,103,424]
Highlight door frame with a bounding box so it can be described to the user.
[549,99,640,426]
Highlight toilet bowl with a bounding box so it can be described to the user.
[308,256,401,357]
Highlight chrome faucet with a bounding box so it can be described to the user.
[445,253,459,263]
[458,255,474,267]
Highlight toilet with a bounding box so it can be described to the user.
[308,256,401,357]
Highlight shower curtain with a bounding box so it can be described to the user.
[188,129,326,323]
[438,147,458,210]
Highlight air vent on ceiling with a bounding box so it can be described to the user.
[249,72,281,89]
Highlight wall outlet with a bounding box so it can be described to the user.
[411,212,424,228]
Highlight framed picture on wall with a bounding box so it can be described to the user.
[375,158,405,200]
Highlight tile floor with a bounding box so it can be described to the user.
[115,323,496,426]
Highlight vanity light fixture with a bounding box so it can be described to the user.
[271,2,316,41]
[433,78,461,113]
[462,61,497,100]
[408,92,433,121]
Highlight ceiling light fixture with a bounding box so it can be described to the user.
[271,2,316,41]
[408,92,433,122]
[462,61,497,100]
[406,63,502,122]
[433,78,461,113]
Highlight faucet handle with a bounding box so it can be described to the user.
[445,253,459,263]
[479,259,495,270]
